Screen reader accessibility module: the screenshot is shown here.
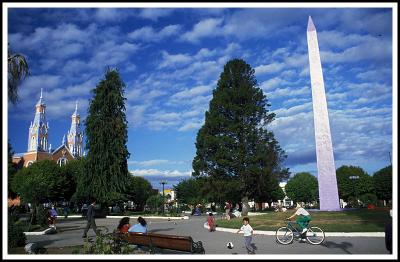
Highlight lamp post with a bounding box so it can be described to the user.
[349,176,359,206]
[160,180,167,215]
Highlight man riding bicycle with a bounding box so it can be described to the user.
[287,203,311,242]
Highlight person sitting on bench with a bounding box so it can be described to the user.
[117,217,131,233]
[128,216,148,233]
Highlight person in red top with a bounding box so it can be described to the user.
[207,213,216,232]
[117,217,131,233]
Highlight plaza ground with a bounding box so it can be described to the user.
[9,214,392,255]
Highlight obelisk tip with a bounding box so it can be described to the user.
[307,16,316,32]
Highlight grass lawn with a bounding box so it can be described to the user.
[216,208,391,232]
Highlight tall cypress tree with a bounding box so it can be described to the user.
[192,59,289,210]
[84,68,130,204]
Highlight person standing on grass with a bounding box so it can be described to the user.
[287,203,311,242]
[224,202,231,220]
[236,217,255,254]
[82,198,99,238]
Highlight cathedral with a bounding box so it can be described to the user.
[12,89,84,168]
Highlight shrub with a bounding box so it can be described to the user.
[83,233,135,254]
[8,217,26,248]
[36,207,50,227]
[359,193,378,206]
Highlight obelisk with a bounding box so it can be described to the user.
[306,16,340,211]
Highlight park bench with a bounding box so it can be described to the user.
[112,232,205,254]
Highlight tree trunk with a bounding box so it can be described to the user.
[29,204,38,230]
[241,196,250,216]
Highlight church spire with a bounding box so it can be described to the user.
[74,101,78,115]
[36,88,44,106]
[67,101,84,157]
[28,89,49,152]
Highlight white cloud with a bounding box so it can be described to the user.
[158,51,193,69]
[356,68,392,83]
[126,104,148,127]
[94,8,125,22]
[128,24,181,42]
[320,38,392,64]
[138,9,175,21]
[170,85,211,100]
[318,30,379,50]
[272,102,313,118]
[268,86,310,100]
[178,120,204,132]
[180,18,223,43]
[62,59,88,75]
[195,48,217,59]
[260,78,286,91]
[130,169,191,177]
[129,159,188,166]
[18,75,62,101]
[89,41,139,68]
[255,62,285,75]
[130,159,169,166]
[145,111,182,130]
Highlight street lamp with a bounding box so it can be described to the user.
[349,176,359,206]
[160,180,167,215]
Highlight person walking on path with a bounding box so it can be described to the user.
[48,205,58,229]
[82,198,99,238]
[236,217,255,254]
[287,203,311,242]
[207,213,216,232]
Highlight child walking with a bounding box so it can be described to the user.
[207,213,216,232]
[236,217,255,254]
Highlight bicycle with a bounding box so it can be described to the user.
[275,220,325,245]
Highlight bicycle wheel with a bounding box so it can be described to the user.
[276,227,294,245]
[306,227,325,245]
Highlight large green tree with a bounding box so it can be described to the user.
[84,68,130,204]
[11,160,62,225]
[125,175,155,211]
[336,165,375,203]
[174,178,205,206]
[285,172,318,204]
[373,165,392,205]
[8,44,29,105]
[192,59,288,211]
[61,157,86,203]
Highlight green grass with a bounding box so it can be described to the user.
[216,209,391,232]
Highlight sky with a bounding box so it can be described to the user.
[5,4,396,191]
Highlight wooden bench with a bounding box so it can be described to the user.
[112,232,205,254]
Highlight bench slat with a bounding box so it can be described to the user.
[113,232,204,254]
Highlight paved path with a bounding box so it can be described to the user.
[25,215,391,255]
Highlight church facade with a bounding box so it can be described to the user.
[12,89,84,168]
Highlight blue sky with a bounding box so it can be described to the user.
[6,5,395,191]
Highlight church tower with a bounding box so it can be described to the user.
[27,88,49,152]
[67,101,84,157]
